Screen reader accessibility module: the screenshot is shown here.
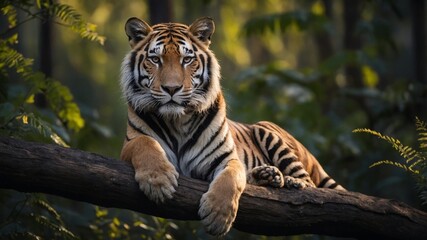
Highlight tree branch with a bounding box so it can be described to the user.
[0,137,426,239]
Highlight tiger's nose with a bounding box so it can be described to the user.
[161,85,182,96]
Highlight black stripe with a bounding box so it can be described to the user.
[288,165,303,176]
[198,54,206,83]
[190,136,226,179]
[295,173,309,179]
[235,131,242,142]
[155,117,178,154]
[278,157,297,172]
[178,98,220,159]
[192,43,198,52]
[265,134,274,149]
[206,54,211,82]
[173,34,186,41]
[328,183,338,189]
[318,176,332,188]
[234,125,249,145]
[128,52,139,93]
[137,54,145,84]
[125,135,131,141]
[168,29,184,35]
[277,148,290,160]
[130,51,137,73]
[128,118,148,136]
[188,114,204,133]
[135,111,174,152]
[177,40,186,45]
[254,152,261,166]
[204,151,232,181]
[267,139,282,160]
[201,134,227,162]
[243,150,249,168]
[258,128,266,142]
[186,118,226,164]
[156,35,167,42]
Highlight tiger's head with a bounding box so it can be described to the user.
[120,17,221,118]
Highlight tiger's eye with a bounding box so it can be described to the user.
[183,56,193,64]
[149,56,160,63]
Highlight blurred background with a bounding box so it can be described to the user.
[1,0,426,239]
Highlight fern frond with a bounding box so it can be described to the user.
[1,231,42,240]
[369,160,419,174]
[409,159,423,172]
[416,117,427,150]
[353,128,425,164]
[1,4,17,28]
[33,199,63,224]
[42,2,105,45]
[33,215,79,240]
[0,43,34,77]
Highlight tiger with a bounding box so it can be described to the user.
[119,17,345,236]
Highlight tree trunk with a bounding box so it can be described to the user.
[343,0,362,88]
[148,0,173,24]
[35,0,54,108]
[411,0,426,86]
[0,137,427,239]
[410,0,427,119]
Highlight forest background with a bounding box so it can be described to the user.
[1,0,426,239]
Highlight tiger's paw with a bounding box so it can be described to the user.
[198,190,238,236]
[247,165,284,188]
[284,176,315,189]
[134,162,179,204]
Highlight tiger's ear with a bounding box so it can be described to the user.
[125,17,152,48]
[189,17,215,46]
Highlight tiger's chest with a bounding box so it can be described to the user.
[137,112,232,178]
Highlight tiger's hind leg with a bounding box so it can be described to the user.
[252,123,316,189]
[247,165,284,188]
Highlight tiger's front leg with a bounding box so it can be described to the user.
[198,158,246,236]
[120,135,179,203]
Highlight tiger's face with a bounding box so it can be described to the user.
[121,17,221,118]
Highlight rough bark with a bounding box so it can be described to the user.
[0,137,427,239]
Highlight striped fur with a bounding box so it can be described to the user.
[120,17,344,236]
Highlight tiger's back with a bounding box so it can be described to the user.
[229,120,344,190]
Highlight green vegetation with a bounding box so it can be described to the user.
[0,0,103,145]
[1,0,426,239]
[354,117,427,205]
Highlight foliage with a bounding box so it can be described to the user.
[353,117,427,205]
[0,191,78,240]
[89,207,178,240]
[227,0,426,199]
[0,0,105,145]
[242,10,328,36]
[0,0,104,239]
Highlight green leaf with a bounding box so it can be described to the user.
[43,80,85,132]
[362,65,379,88]
[44,2,106,45]
[16,113,69,147]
